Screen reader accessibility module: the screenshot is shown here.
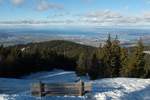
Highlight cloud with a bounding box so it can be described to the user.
[11,0,24,6]
[37,0,64,11]
[0,19,75,25]
[77,10,150,26]
[47,12,71,18]
[1,9,150,27]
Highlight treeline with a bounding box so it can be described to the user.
[0,46,77,77]
[76,35,150,79]
[0,40,95,77]
[0,38,149,79]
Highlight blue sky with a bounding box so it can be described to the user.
[0,0,150,27]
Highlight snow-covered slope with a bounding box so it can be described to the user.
[0,70,150,100]
[92,78,150,100]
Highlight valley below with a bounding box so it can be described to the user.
[0,27,150,47]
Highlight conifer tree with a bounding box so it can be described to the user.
[144,55,150,78]
[88,53,100,80]
[120,48,129,76]
[76,52,88,76]
[136,39,146,77]
[100,34,113,77]
[125,39,145,77]
[111,35,121,77]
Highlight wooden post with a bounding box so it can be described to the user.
[38,81,44,97]
[79,80,84,96]
[31,81,44,97]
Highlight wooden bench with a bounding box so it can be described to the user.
[31,80,92,97]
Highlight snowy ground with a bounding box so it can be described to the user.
[0,70,150,100]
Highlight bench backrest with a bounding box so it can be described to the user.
[31,81,92,96]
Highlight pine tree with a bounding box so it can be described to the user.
[111,35,121,77]
[88,53,100,80]
[76,52,88,76]
[120,48,129,76]
[136,39,146,77]
[0,45,3,62]
[126,39,145,77]
[100,34,113,77]
[144,55,150,78]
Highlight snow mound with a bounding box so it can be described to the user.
[92,78,150,100]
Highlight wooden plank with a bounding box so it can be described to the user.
[44,88,80,91]
[45,83,79,87]
[31,80,91,96]
[45,91,80,94]
[45,81,81,85]
[44,89,81,96]
[44,85,80,88]
[45,93,80,96]
[45,89,80,93]
[44,85,79,88]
